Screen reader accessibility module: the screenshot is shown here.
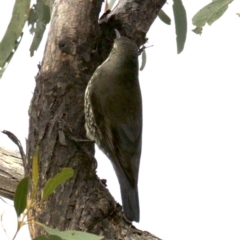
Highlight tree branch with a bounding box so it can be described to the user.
[100,0,166,46]
[0,146,23,200]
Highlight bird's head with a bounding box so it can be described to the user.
[111,30,138,59]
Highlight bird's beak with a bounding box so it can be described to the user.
[114,29,121,38]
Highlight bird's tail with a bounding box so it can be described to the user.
[120,183,140,222]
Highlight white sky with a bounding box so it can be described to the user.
[1,1,240,240]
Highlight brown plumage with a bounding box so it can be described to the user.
[84,35,142,222]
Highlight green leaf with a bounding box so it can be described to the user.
[172,0,187,54]
[0,0,31,78]
[42,168,74,200]
[32,146,40,188]
[29,19,47,56]
[14,176,29,217]
[192,0,233,35]
[192,27,202,35]
[158,10,171,25]
[33,235,62,240]
[140,50,147,71]
[41,225,103,240]
[28,0,50,56]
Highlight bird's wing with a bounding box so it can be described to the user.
[91,94,142,187]
[88,64,142,187]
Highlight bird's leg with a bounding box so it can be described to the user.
[57,120,94,146]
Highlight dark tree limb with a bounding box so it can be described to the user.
[1,130,26,168]
[26,0,166,239]
[100,0,166,46]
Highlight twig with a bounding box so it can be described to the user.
[1,130,26,168]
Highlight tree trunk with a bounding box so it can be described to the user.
[26,0,166,239]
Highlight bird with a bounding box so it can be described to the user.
[84,30,142,222]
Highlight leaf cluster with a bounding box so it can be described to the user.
[7,147,102,240]
[0,0,50,78]
[0,0,235,77]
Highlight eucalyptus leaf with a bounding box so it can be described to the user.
[0,0,30,78]
[173,0,187,54]
[158,9,171,25]
[14,176,29,217]
[140,50,147,71]
[42,168,74,200]
[28,0,50,56]
[33,235,62,240]
[192,0,233,35]
[32,146,40,188]
[41,224,103,240]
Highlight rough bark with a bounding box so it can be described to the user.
[26,0,166,239]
